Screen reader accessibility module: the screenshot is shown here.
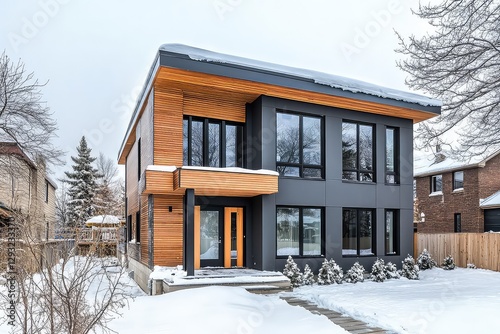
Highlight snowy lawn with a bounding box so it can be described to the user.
[108,286,347,334]
[290,267,500,334]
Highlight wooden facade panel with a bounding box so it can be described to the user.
[179,169,278,197]
[140,91,154,175]
[140,195,149,266]
[183,91,246,123]
[144,170,174,194]
[153,87,184,166]
[153,195,184,266]
[126,142,139,216]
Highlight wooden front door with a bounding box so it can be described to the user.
[194,206,244,269]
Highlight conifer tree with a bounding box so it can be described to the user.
[64,136,101,227]
[401,255,420,280]
[345,262,365,283]
[371,258,387,282]
[302,264,315,285]
[317,259,333,285]
[283,256,303,288]
[329,259,343,284]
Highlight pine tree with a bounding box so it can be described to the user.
[329,259,343,284]
[302,264,315,285]
[417,249,437,270]
[282,256,303,288]
[64,137,102,227]
[401,255,419,280]
[442,255,456,270]
[385,262,400,279]
[371,258,387,282]
[344,262,365,283]
[317,259,333,285]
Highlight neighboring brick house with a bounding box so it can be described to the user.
[414,149,500,233]
[0,142,57,239]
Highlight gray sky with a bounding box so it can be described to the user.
[0,0,432,182]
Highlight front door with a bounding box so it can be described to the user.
[195,207,244,268]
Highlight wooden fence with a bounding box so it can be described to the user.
[415,233,500,271]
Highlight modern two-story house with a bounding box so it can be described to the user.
[414,149,500,233]
[118,44,440,288]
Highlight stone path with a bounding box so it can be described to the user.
[280,296,390,334]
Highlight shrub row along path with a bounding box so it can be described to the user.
[280,296,390,334]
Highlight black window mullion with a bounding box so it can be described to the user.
[203,119,209,167]
[221,121,226,168]
[298,116,304,177]
[356,210,361,256]
[298,208,304,256]
[187,117,192,166]
[356,124,361,181]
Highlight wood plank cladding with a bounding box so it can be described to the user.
[183,91,246,123]
[144,170,174,194]
[126,142,139,216]
[153,87,184,166]
[156,67,436,124]
[140,195,149,266]
[140,92,154,175]
[179,169,278,197]
[153,195,184,266]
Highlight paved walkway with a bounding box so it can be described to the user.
[281,296,390,334]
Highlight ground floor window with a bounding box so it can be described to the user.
[385,210,399,255]
[276,207,323,257]
[342,208,375,256]
[454,213,461,232]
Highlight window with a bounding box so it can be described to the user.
[276,111,323,178]
[135,211,140,243]
[342,121,375,182]
[385,210,399,255]
[385,127,399,184]
[127,215,132,241]
[183,117,244,168]
[276,207,323,257]
[453,171,464,190]
[137,138,141,181]
[454,213,462,232]
[431,175,442,193]
[44,180,49,203]
[342,208,375,256]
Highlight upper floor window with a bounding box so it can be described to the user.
[137,138,141,181]
[453,171,464,190]
[44,180,49,203]
[342,121,375,182]
[276,111,323,178]
[183,117,244,168]
[385,127,399,184]
[431,174,442,193]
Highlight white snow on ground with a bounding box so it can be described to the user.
[290,267,500,334]
[108,286,347,334]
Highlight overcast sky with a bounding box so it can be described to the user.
[0,0,433,182]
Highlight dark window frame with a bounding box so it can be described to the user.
[431,174,443,193]
[275,110,325,179]
[137,138,141,181]
[453,171,464,190]
[385,209,399,255]
[127,215,132,242]
[183,116,244,168]
[385,127,400,185]
[454,213,462,232]
[44,180,49,203]
[276,206,325,258]
[342,120,376,183]
[342,208,376,257]
[135,211,140,243]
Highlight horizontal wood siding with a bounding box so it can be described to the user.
[153,195,184,266]
[126,142,139,216]
[183,91,246,123]
[140,195,149,266]
[140,91,154,176]
[416,233,500,271]
[144,170,174,194]
[154,87,184,166]
[179,169,278,197]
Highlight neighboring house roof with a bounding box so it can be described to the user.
[0,142,37,169]
[413,149,500,177]
[45,175,58,190]
[480,191,500,209]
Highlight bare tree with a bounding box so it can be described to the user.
[95,153,123,217]
[55,182,69,230]
[0,51,63,166]
[396,0,500,159]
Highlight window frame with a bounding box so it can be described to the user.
[137,138,141,181]
[127,215,132,242]
[183,116,244,168]
[135,211,140,243]
[342,208,376,257]
[385,209,399,255]
[44,180,49,203]
[275,110,325,179]
[276,206,325,258]
[453,171,464,191]
[431,174,443,193]
[342,120,376,183]
[385,127,400,185]
[454,213,462,232]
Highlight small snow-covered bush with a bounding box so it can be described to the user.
[385,262,400,279]
[467,263,477,269]
[302,264,315,285]
[329,259,343,284]
[317,259,333,285]
[371,258,387,282]
[282,255,303,287]
[442,255,456,270]
[401,255,419,280]
[417,249,437,270]
[344,262,365,283]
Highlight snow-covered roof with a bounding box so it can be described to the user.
[480,190,500,209]
[182,166,279,176]
[160,44,442,108]
[146,165,177,172]
[85,215,121,225]
[413,149,500,177]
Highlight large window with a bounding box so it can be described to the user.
[453,171,464,190]
[276,207,323,257]
[276,111,323,178]
[431,175,443,193]
[183,117,244,168]
[385,210,399,255]
[342,208,375,256]
[342,121,375,182]
[385,127,399,184]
